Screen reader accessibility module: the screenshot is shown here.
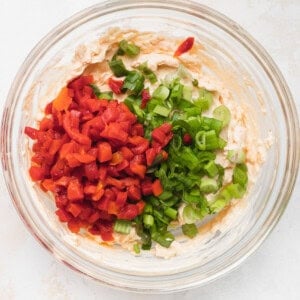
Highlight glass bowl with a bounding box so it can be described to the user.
[1,0,299,293]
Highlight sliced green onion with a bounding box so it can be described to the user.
[132,103,145,122]
[143,214,154,228]
[183,192,202,204]
[90,84,101,98]
[218,137,227,149]
[182,223,198,238]
[186,116,203,135]
[141,243,152,250]
[195,130,220,151]
[133,243,140,254]
[151,231,175,248]
[123,95,136,111]
[164,207,178,220]
[153,210,169,225]
[118,39,140,57]
[163,65,191,86]
[114,220,131,234]
[183,205,203,224]
[152,85,170,101]
[197,151,217,164]
[158,191,173,201]
[200,178,218,193]
[210,183,246,213]
[136,62,157,84]
[108,58,129,77]
[233,163,248,188]
[98,91,113,100]
[153,105,171,117]
[90,84,113,100]
[144,203,153,214]
[172,119,192,133]
[170,83,183,102]
[194,89,213,110]
[201,117,223,135]
[176,147,200,170]
[123,71,145,95]
[163,72,178,87]
[182,86,193,101]
[213,105,231,127]
[226,183,246,198]
[204,160,219,177]
[184,106,202,117]
[192,79,199,87]
[227,149,246,164]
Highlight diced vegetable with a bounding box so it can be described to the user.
[52,87,72,111]
[123,71,145,95]
[174,37,194,57]
[213,105,231,127]
[151,231,175,248]
[152,85,170,101]
[90,83,113,99]
[118,40,140,57]
[109,58,129,77]
[200,178,218,193]
[114,220,132,234]
[192,79,198,87]
[227,149,246,164]
[108,78,124,94]
[233,163,248,188]
[137,62,157,84]
[133,243,140,254]
[153,105,171,117]
[194,89,213,110]
[143,214,154,228]
[182,223,198,238]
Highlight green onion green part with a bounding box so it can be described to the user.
[118,40,140,57]
[114,220,132,234]
[182,223,198,238]
[108,58,129,77]
[152,85,170,101]
[213,105,231,127]
[133,243,141,254]
[123,71,145,95]
[227,149,246,164]
[137,62,157,84]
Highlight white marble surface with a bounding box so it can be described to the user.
[0,0,299,299]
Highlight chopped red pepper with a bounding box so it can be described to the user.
[183,133,193,145]
[97,142,112,163]
[67,179,84,201]
[141,89,151,109]
[67,203,83,218]
[174,37,194,57]
[152,179,163,196]
[25,75,174,243]
[108,77,124,94]
[25,126,39,139]
[56,209,72,222]
[29,166,46,181]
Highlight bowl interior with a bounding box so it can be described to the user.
[2,0,297,292]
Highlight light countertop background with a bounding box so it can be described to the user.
[0,0,299,299]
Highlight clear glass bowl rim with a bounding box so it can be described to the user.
[1,0,299,293]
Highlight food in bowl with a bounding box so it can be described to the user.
[24,28,271,258]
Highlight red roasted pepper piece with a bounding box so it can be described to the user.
[174,37,194,57]
[108,77,124,94]
[152,179,163,196]
[141,89,151,109]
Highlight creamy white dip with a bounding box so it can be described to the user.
[26,28,272,259]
